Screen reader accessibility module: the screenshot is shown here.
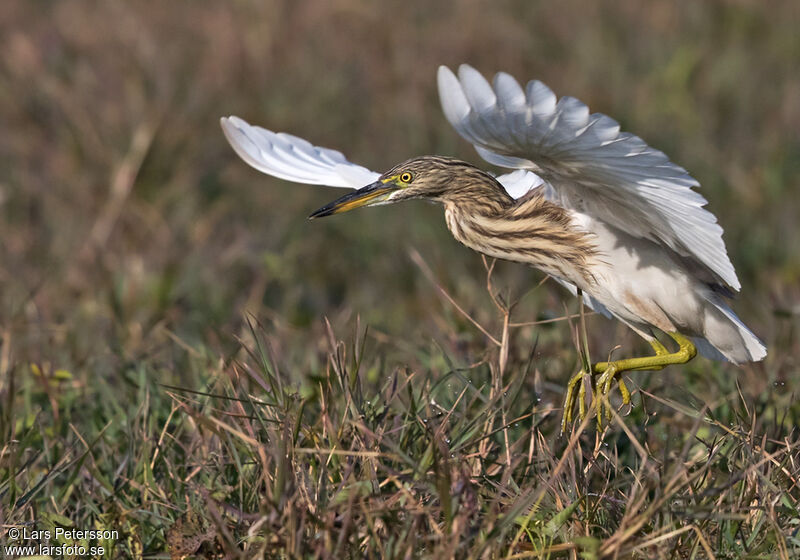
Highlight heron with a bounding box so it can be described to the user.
[221,64,766,428]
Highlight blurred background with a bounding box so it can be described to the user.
[2,0,797,380]
[1,0,799,550]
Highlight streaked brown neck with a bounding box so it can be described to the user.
[440,174,515,215]
[443,189,597,286]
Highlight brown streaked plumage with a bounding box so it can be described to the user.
[349,156,599,285]
[446,190,598,285]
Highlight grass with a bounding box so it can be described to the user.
[4,271,798,558]
[1,0,800,557]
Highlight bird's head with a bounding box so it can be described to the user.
[309,156,509,219]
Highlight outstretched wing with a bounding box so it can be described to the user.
[221,115,542,199]
[221,116,379,188]
[437,65,740,290]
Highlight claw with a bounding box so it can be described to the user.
[618,378,631,406]
[594,371,604,428]
[561,370,588,431]
[561,363,630,431]
[604,367,615,419]
[597,364,627,426]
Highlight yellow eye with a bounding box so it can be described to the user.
[399,172,413,183]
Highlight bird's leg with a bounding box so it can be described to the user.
[593,333,696,426]
[593,333,696,376]
[628,338,670,371]
[562,333,697,430]
[593,339,668,422]
[562,339,660,430]
[592,339,668,422]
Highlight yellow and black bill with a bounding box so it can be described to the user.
[308,180,397,219]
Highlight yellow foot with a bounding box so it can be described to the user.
[561,367,631,431]
[560,332,697,432]
[561,370,588,431]
[593,364,631,428]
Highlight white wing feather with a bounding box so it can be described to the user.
[221,116,379,188]
[494,169,543,199]
[438,65,740,290]
[221,115,542,199]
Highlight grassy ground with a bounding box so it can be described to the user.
[1,0,799,557]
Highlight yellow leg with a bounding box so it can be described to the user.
[561,333,697,431]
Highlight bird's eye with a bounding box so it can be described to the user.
[399,172,413,183]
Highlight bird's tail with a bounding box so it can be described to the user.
[694,296,766,364]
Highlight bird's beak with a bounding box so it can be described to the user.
[309,180,397,219]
